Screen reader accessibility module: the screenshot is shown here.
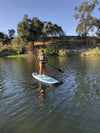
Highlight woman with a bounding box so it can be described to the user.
[36,50,48,78]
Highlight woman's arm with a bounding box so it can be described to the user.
[35,55,40,61]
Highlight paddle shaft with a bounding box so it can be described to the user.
[48,64,64,73]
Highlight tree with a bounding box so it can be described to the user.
[95,19,100,36]
[41,21,48,37]
[52,24,59,37]
[74,0,98,36]
[96,5,100,36]
[0,32,9,44]
[43,21,65,38]
[17,14,31,44]
[30,17,44,41]
[17,14,44,46]
[8,29,15,39]
[45,21,53,38]
[52,24,64,37]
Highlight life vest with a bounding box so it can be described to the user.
[40,54,47,61]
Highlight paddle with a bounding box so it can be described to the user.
[48,64,64,73]
[34,57,64,73]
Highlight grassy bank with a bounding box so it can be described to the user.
[7,54,29,58]
[0,51,16,57]
[0,51,29,58]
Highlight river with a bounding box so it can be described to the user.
[0,56,100,133]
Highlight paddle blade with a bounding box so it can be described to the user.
[58,69,64,73]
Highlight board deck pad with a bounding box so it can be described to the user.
[32,73,59,84]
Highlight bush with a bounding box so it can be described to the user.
[45,46,58,55]
[11,37,24,54]
[0,42,3,48]
[91,47,99,54]
[11,37,21,45]
[58,49,66,57]
[0,43,12,52]
[38,46,58,55]
[81,47,100,56]
[12,44,23,54]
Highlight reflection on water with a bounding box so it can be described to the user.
[37,83,46,107]
[0,57,100,133]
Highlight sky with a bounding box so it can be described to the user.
[0,0,100,36]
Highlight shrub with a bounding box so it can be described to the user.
[58,49,66,57]
[81,47,100,56]
[0,42,3,48]
[11,37,24,54]
[12,44,23,54]
[91,47,99,55]
[45,46,58,55]
[38,46,58,55]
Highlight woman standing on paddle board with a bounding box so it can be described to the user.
[36,50,48,78]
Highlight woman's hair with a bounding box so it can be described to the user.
[41,50,44,53]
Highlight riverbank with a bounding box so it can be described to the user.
[66,47,100,56]
[0,47,100,57]
[0,51,29,57]
[0,36,100,57]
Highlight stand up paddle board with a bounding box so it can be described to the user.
[32,73,59,84]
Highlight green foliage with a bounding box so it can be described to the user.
[7,54,28,58]
[0,42,3,48]
[95,19,100,36]
[0,32,9,44]
[0,43,12,52]
[8,29,15,39]
[32,17,44,41]
[89,47,100,54]
[42,21,65,38]
[81,47,100,56]
[0,49,17,57]
[45,46,58,55]
[12,44,23,54]
[58,49,66,57]
[17,14,44,44]
[11,37,21,45]
[74,0,98,36]
[38,47,58,55]
[38,47,66,57]
[11,37,24,54]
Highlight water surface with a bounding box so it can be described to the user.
[0,56,100,133]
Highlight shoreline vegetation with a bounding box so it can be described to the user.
[0,36,100,58]
[0,41,100,57]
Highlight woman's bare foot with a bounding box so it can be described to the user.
[40,75,42,78]
[44,75,46,78]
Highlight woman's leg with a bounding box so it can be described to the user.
[43,64,46,77]
[39,63,42,78]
